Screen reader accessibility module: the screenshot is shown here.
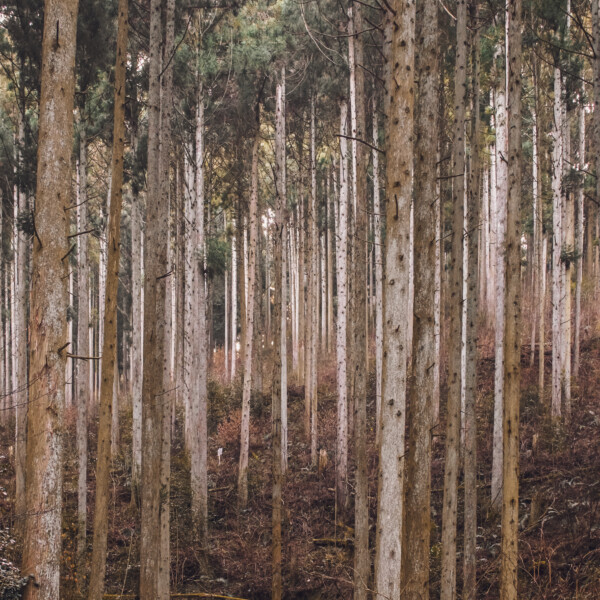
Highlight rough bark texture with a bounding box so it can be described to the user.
[574,104,584,379]
[501,1,522,597]
[76,127,89,588]
[348,5,369,596]
[463,10,481,598]
[440,0,467,597]
[87,1,128,595]
[238,111,260,508]
[139,0,169,594]
[272,75,286,600]
[373,0,414,596]
[400,0,438,596]
[21,0,78,598]
[335,102,349,512]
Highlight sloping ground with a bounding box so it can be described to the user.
[1,343,599,599]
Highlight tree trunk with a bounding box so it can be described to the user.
[272,74,286,600]
[231,218,238,381]
[347,5,369,595]
[139,0,170,594]
[492,54,508,510]
[400,0,438,596]
[21,0,78,597]
[463,11,481,598]
[440,1,468,597]
[76,125,89,588]
[574,104,584,378]
[87,1,128,595]
[501,2,522,597]
[238,108,260,508]
[335,102,349,513]
[374,0,414,596]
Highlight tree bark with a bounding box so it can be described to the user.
[87,1,128,595]
[374,0,414,597]
[440,0,468,596]
[21,0,78,598]
[400,0,438,596]
[238,108,260,508]
[335,102,349,513]
[501,1,522,597]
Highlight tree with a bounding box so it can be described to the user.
[501,0,522,596]
[21,0,79,598]
[400,0,438,596]
[87,0,128,597]
[374,0,414,597]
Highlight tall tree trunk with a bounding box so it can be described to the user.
[374,0,414,596]
[501,1,522,597]
[492,52,508,510]
[552,67,564,419]
[348,4,369,595]
[21,0,78,597]
[272,74,286,600]
[139,0,170,593]
[190,71,209,552]
[76,125,89,588]
[14,107,28,534]
[373,98,383,447]
[87,1,128,595]
[335,102,349,512]
[440,0,468,596]
[574,103,585,378]
[238,108,260,508]
[400,0,438,596]
[463,10,481,597]
[231,218,238,381]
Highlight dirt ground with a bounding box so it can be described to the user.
[1,340,599,599]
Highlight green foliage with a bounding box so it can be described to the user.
[205,236,231,279]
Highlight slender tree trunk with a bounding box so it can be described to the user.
[400,0,438,596]
[373,98,383,447]
[139,0,170,593]
[87,2,128,595]
[76,126,89,588]
[327,175,334,355]
[272,74,287,600]
[335,102,349,512]
[14,107,28,533]
[463,12,481,598]
[21,0,78,597]
[574,104,585,378]
[552,67,564,419]
[501,2,522,597]
[374,0,414,596]
[492,54,508,509]
[190,41,208,551]
[440,1,468,597]
[231,218,238,381]
[238,108,260,508]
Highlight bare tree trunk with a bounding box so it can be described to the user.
[139,0,170,593]
[574,103,585,378]
[463,12,480,598]
[552,66,564,419]
[348,4,369,593]
[327,174,334,355]
[374,0,414,596]
[87,2,128,594]
[492,55,508,510]
[501,2,522,597]
[373,98,383,447]
[400,0,438,595]
[440,1,468,597]
[238,107,260,508]
[76,126,90,588]
[21,0,78,597]
[190,37,208,551]
[335,102,349,512]
[272,74,286,600]
[231,218,238,381]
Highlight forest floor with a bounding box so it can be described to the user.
[1,338,600,599]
